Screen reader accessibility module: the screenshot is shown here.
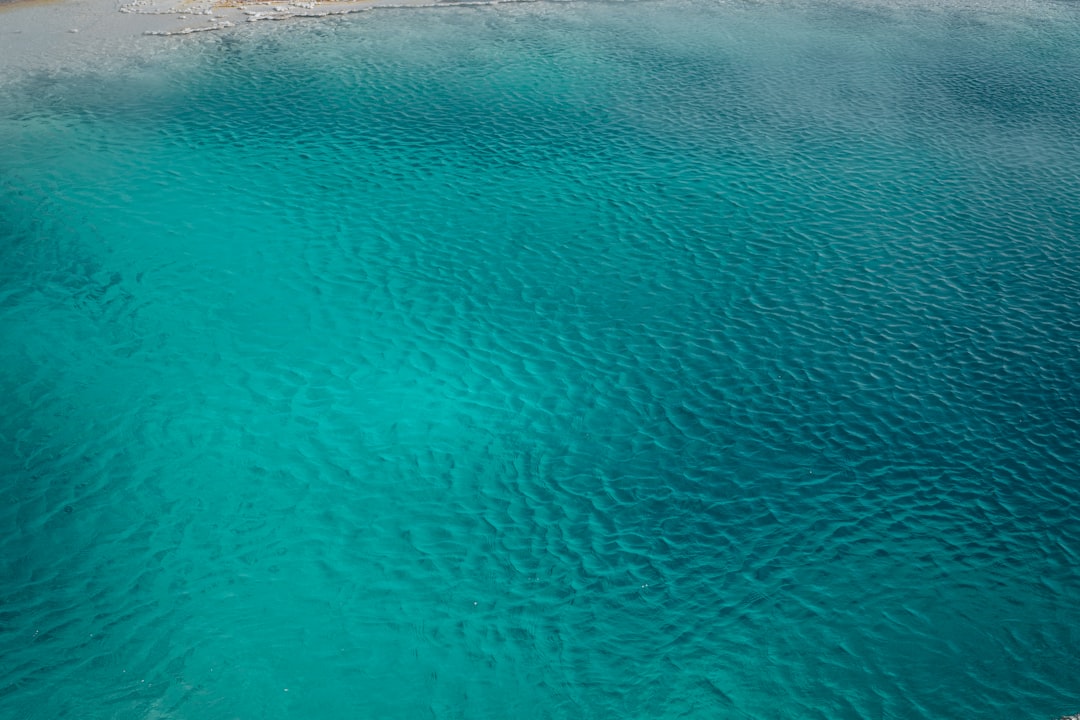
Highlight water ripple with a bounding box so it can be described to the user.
[3,0,1080,718]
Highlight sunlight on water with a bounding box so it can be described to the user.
[2,1,1080,718]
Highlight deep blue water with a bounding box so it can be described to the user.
[2,1,1080,718]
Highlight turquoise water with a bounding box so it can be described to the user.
[3,0,1080,717]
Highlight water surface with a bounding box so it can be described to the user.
[2,1,1080,718]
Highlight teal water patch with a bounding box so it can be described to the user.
[2,1,1080,718]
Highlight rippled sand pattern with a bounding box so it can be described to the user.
[2,1,1080,718]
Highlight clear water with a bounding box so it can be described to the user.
[2,1,1080,718]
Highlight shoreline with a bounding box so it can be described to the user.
[2,0,1076,82]
[0,0,446,34]
[0,0,485,80]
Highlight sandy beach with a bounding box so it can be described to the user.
[0,0,443,78]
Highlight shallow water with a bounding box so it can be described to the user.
[2,1,1080,718]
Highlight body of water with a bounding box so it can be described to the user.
[2,1,1079,717]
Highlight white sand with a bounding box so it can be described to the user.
[0,0,453,78]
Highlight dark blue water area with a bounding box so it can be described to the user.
[2,1,1080,718]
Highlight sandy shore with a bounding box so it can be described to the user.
[0,0,455,78]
